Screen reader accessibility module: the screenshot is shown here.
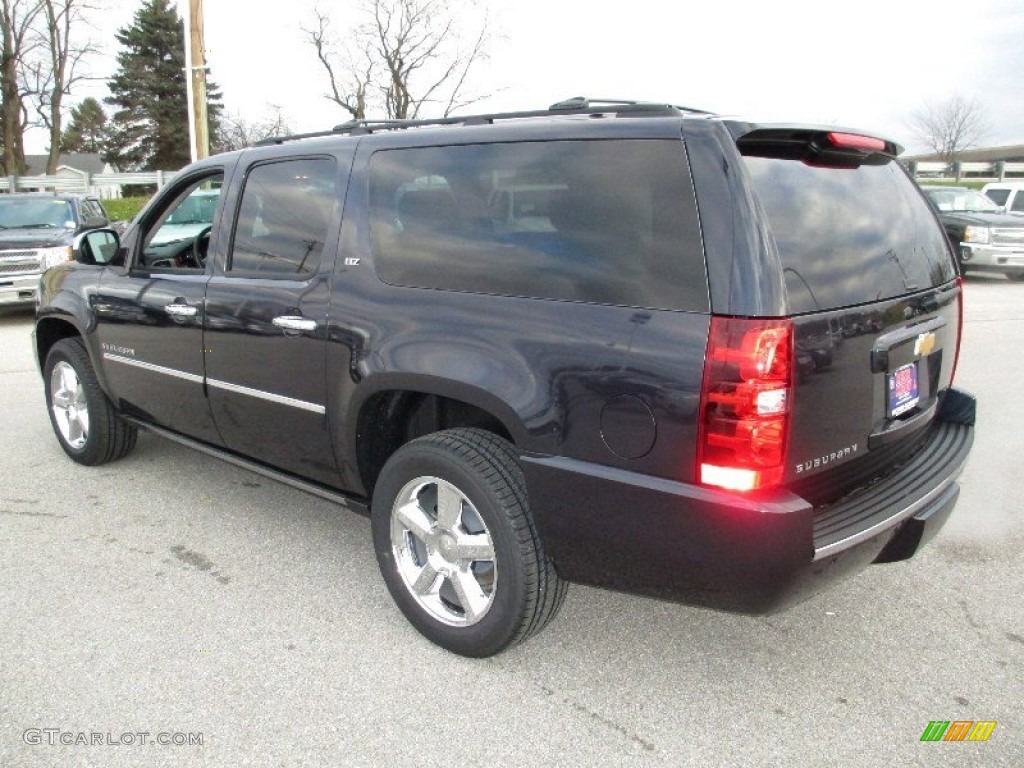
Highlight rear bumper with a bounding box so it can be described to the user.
[0,273,39,306]
[521,392,974,614]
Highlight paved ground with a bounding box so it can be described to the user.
[1,275,1021,767]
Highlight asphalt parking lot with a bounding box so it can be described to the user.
[1,275,1022,768]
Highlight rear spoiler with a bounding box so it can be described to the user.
[733,126,901,168]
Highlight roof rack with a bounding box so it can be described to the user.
[255,96,714,146]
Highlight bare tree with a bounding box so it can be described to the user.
[20,0,98,174]
[218,104,293,152]
[0,0,42,174]
[305,0,490,122]
[303,10,373,120]
[910,94,989,168]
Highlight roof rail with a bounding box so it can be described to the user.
[255,96,714,146]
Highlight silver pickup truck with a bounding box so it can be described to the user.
[0,193,110,307]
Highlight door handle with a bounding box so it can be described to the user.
[272,315,317,333]
[164,303,198,317]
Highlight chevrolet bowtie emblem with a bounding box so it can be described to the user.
[914,331,937,356]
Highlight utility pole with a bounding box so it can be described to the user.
[183,0,209,162]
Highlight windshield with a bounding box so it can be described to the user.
[924,188,1003,213]
[0,198,74,229]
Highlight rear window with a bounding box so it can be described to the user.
[368,140,708,311]
[741,156,955,313]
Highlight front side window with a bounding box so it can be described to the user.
[228,157,337,277]
[139,172,224,270]
[985,188,1009,206]
[368,140,708,311]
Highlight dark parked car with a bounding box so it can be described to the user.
[0,192,110,307]
[34,99,975,656]
[921,185,1024,280]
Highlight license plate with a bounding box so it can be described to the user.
[888,362,919,417]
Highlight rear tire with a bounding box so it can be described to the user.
[371,428,565,657]
[1006,272,1024,282]
[44,338,138,466]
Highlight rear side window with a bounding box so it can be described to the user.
[368,140,707,311]
[1012,193,1024,214]
[229,157,336,277]
[742,156,955,313]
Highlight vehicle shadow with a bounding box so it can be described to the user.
[0,306,36,325]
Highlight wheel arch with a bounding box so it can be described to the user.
[35,315,85,373]
[35,313,118,402]
[346,375,527,498]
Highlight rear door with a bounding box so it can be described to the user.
[737,132,960,501]
[203,152,350,486]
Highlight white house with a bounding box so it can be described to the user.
[20,153,123,199]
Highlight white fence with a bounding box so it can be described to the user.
[0,170,178,198]
[907,160,1024,182]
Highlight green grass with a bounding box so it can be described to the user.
[102,195,151,222]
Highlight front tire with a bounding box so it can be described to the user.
[44,338,138,465]
[371,429,565,657]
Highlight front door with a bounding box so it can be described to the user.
[92,168,228,444]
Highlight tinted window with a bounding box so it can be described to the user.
[985,189,1009,206]
[229,158,337,276]
[742,157,955,313]
[1012,193,1024,213]
[369,140,707,311]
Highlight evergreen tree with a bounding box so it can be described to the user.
[104,0,221,170]
[60,97,108,154]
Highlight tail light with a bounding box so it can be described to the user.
[698,317,794,492]
[951,276,964,384]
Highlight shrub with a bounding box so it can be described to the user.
[102,195,151,223]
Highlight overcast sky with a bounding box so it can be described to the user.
[26,0,1024,157]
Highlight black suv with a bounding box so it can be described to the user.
[0,192,109,307]
[34,99,975,656]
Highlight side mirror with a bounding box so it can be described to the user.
[74,228,121,266]
[82,216,109,231]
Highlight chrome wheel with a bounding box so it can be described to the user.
[50,360,89,450]
[390,475,497,627]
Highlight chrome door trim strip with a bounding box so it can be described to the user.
[206,378,326,414]
[102,353,326,414]
[103,353,205,384]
